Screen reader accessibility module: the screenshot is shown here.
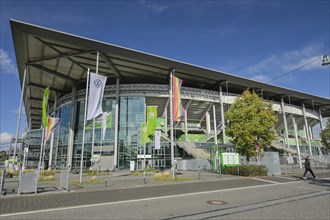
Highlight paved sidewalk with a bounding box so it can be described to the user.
[1,169,329,196]
[0,170,229,196]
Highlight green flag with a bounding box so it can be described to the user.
[107,111,112,128]
[86,111,112,130]
[42,86,49,128]
[147,106,157,136]
[156,117,166,132]
[141,122,149,145]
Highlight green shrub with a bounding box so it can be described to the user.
[70,176,103,185]
[131,170,153,176]
[85,170,98,176]
[146,167,160,172]
[23,169,36,173]
[6,169,20,177]
[41,170,54,176]
[39,175,55,181]
[153,171,193,182]
[85,170,110,176]
[224,165,267,176]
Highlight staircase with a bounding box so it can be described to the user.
[161,133,170,141]
[176,142,210,159]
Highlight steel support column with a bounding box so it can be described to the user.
[292,117,302,169]
[113,78,120,170]
[213,104,218,146]
[219,85,226,144]
[319,109,324,130]
[281,98,291,151]
[184,109,188,142]
[302,103,312,156]
[13,66,27,168]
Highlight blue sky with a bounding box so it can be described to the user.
[0,0,329,148]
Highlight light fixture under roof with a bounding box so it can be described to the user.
[321,55,330,66]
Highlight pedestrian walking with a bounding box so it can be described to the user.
[302,155,317,179]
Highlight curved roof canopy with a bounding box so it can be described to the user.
[10,20,330,129]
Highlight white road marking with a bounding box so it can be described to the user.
[0,183,277,217]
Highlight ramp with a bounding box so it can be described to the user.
[271,142,330,165]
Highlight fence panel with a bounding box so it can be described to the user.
[60,169,69,191]
[261,152,281,176]
[18,171,38,194]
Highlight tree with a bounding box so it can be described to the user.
[320,118,330,150]
[225,90,278,160]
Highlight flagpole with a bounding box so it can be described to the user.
[92,119,96,168]
[42,134,47,170]
[54,124,61,168]
[38,128,45,172]
[80,68,90,183]
[48,94,57,170]
[169,69,175,179]
[143,103,147,182]
[91,52,100,168]
[13,66,27,169]
[100,117,103,172]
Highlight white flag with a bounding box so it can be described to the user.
[155,130,161,150]
[87,73,107,121]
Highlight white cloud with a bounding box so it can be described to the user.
[0,132,13,145]
[241,43,326,83]
[251,74,272,82]
[0,48,17,75]
[139,0,168,14]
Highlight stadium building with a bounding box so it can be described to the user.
[10,20,330,171]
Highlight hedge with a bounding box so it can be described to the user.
[224,165,268,176]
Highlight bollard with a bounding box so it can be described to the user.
[219,164,222,178]
[143,169,147,184]
[198,166,201,180]
[105,176,108,187]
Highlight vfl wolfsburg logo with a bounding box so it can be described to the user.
[93,79,102,88]
[149,112,155,119]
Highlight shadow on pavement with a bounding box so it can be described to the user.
[291,175,330,187]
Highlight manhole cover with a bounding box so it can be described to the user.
[206,200,227,205]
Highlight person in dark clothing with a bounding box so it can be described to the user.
[302,155,317,179]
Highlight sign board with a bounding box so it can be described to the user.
[130,161,135,171]
[137,155,152,159]
[221,152,240,167]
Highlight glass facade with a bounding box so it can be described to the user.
[54,104,71,168]
[118,97,145,169]
[49,96,171,171]
[71,98,116,170]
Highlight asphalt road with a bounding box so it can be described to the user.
[1,174,329,220]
